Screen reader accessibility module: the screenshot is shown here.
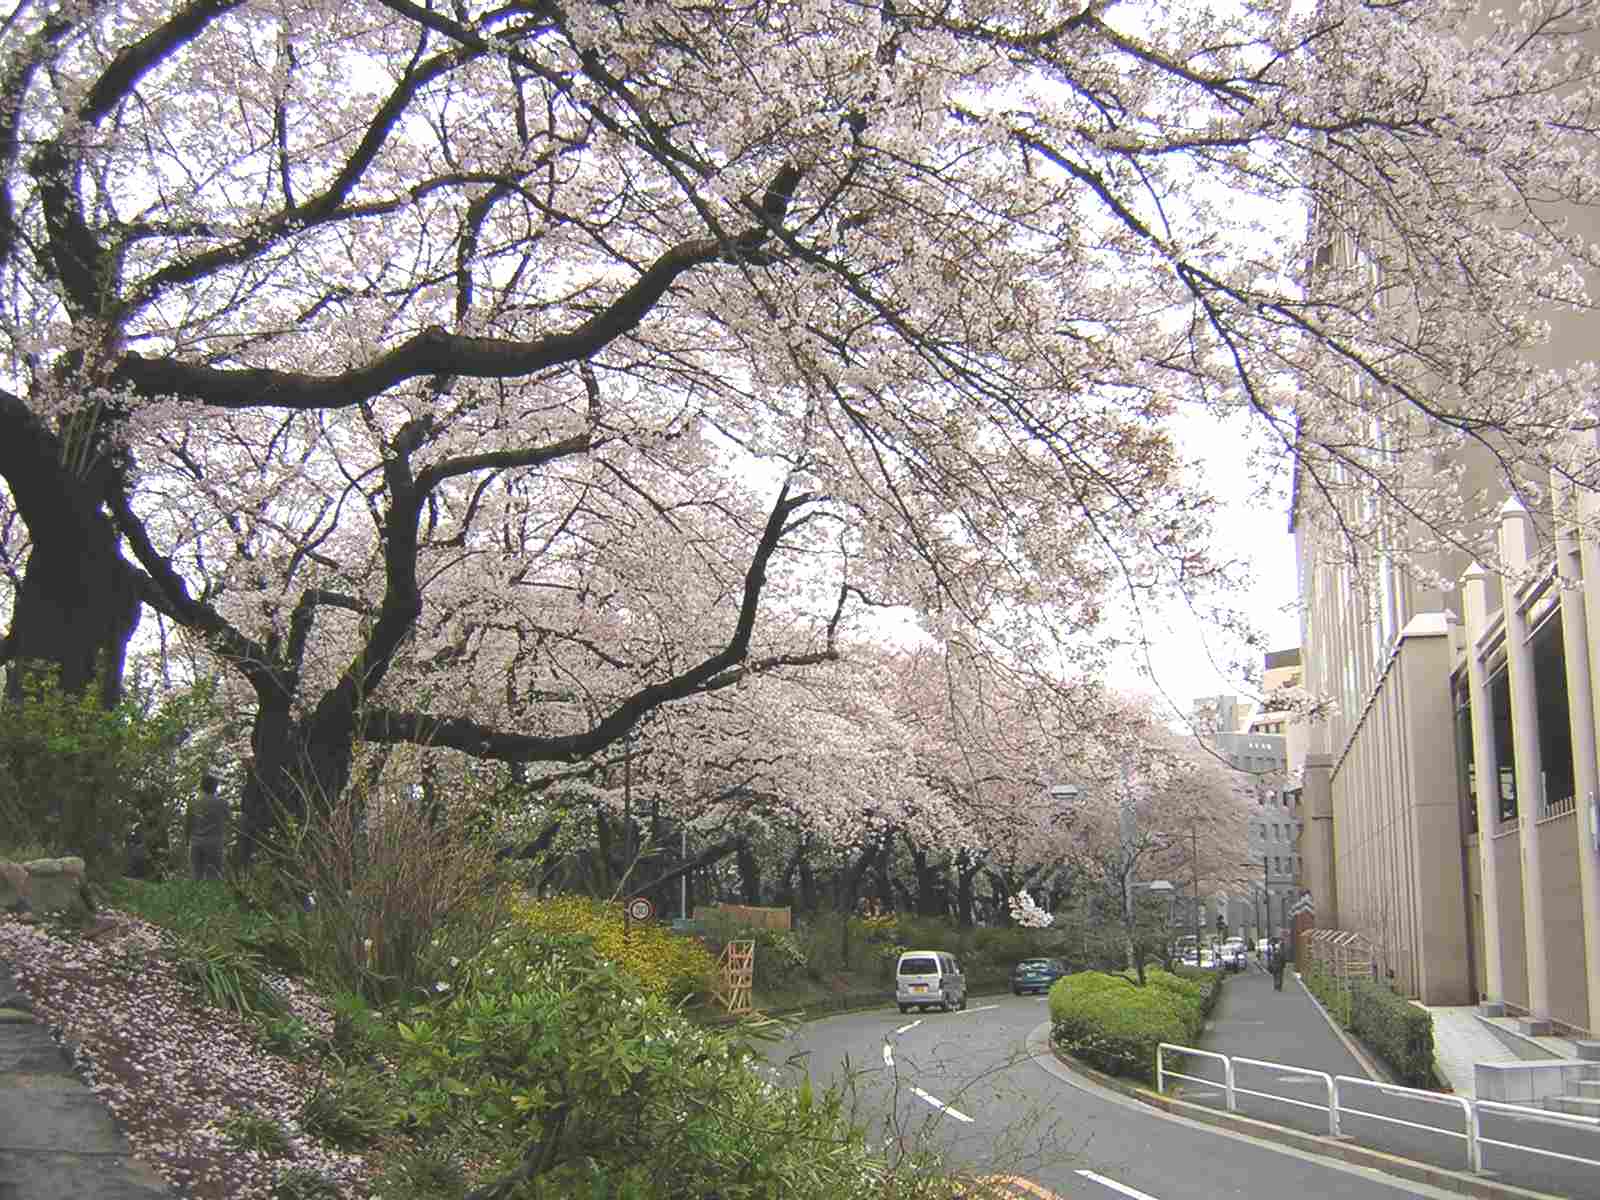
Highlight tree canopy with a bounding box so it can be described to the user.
[0,0,1594,849]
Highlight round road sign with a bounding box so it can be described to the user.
[627,896,655,922]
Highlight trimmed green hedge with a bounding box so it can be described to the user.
[1303,966,1435,1087]
[1048,968,1221,1083]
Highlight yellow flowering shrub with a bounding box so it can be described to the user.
[507,895,717,1001]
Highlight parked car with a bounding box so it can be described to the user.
[1221,938,1247,972]
[1010,957,1069,995]
[896,950,968,1013]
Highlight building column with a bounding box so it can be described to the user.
[1463,561,1507,1015]
[1301,753,1337,931]
[1397,613,1474,1004]
[1569,475,1600,1037]
[1500,497,1552,1029]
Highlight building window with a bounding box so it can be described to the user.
[1489,664,1517,822]
[1531,615,1574,819]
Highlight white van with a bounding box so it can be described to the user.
[895,949,967,1013]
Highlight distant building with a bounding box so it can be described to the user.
[1194,662,1302,941]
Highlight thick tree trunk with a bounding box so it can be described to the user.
[956,852,981,929]
[234,705,357,870]
[0,393,142,707]
[735,839,762,905]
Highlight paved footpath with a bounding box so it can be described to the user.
[0,955,171,1200]
[1189,963,1597,1199]
[1200,961,1372,1084]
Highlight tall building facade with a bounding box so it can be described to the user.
[1194,677,1303,941]
[1291,3,1600,1037]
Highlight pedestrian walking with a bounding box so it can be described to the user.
[186,773,229,881]
[1269,937,1286,991]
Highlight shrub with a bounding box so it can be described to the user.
[0,668,222,876]
[373,1146,467,1200]
[254,779,506,1005]
[1049,969,1207,1083]
[507,894,716,1001]
[1303,967,1434,1086]
[270,1165,341,1200]
[696,910,809,985]
[168,937,285,1018]
[299,1070,391,1148]
[218,1110,291,1156]
[379,932,895,1198]
[255,1014,317,1060]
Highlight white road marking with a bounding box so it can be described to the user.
[1076,1169,1162,1200]
[1184,1089,1221,1099]
[895,1019,923,1034]
[882,1042,894,1068]
[909,1085,974,1123]
[1276,1075,1321,1084]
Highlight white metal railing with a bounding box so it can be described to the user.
[1237,1057,1338,1135]
[1473,1100,1600,1174]
[1154,1043,1600,1177]
[1334,1075,1478,1171]
[1156,1044,1234,1111]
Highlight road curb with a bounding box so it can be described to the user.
[1292,969,1393,1084]
[1036,1032,1561,1200]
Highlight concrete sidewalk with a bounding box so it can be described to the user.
[1200,961,1375,1082]
[0,955,171,1199]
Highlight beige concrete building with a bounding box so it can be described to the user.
[1292,0,1600,1039]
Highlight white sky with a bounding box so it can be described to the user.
[1104,408,1302,720]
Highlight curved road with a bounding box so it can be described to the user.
[764,994,1474,1200]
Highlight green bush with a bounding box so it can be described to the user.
[1303,967,1433,1086]
[270,1165,341,1200]
[219,1109,291,1156]
[1048,969,1209,1083]
[168,937,285,1018]
[299,1070,391,1148]
[508,894,717,1001]
[0,667,222,876]
[377,931,903,1197]
[250,781,507,1006]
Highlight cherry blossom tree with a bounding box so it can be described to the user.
[0,0,1595,854]
[1060,699,1251,982]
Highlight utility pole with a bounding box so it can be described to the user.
[1263,854,1271,941]
[1192,824,1201,962]
[623,732,634,943]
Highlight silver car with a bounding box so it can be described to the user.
[895,950,967,1013]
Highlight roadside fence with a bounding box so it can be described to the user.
[1156,1042,1600,1177]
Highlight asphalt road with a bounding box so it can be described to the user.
[764,993,1479,1200]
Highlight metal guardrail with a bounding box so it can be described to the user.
[1334,1074,1478,1171]
[1474,1099,1600,1173]
[1156,1043,1234,1111]
[1155,1043,1600,1177]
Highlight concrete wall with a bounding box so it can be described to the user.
[1494,827,1529,1010]
[1465,839,1486,1003]
[1539,812,1590,1031]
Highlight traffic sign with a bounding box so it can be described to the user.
[627,896,655,922]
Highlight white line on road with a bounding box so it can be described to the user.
[909,1085,973,1123]
[882,1042,894,1068]
[895,1019,923,1034]
[1076,1169,1162,1200]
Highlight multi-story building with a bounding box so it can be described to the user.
[1293,11,1600,1032]
[1194,679,1302,941]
